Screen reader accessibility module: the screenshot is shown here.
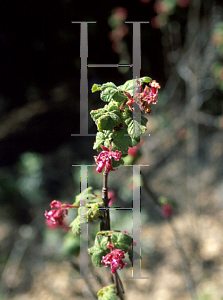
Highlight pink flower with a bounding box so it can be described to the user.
[123,91,134,111]
[128,145,139,157]
[45,200,77,226]
[161,203,173,218]
[101,249,127,274]
[141,80,160,105]
[94,145,122,173]
[45,218,70,232]
[123,81,160,113]
[108,190,115,207]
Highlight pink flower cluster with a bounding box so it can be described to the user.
[141,80,160,105]
[101,249,127,274]
[123,80,160,113]
[94,145,121,173]
[45,200,77,226]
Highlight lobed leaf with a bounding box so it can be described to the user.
[111,129,132,155]
[100,83,118,102]
[92,249,109,267]
[93,131,113,151]
[73,187,97,206]
[107,102,121,112]
[90,108,107,124]
[97,285,118,300]
[111,232,132,252]
[127,119,147,137]
[97,112,121,131]
[87,202,104,220]
[70,215,81,235]
[92,83,101,93]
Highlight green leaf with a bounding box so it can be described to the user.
[118,77,152,95]
[92,249,108,267]
[100,82,127,103]
[140,76,152,83]
[93,132,106,150]
[127,119,147,137]
[100,83,118,102]
[90,108,107,124]
[70,215,81,235]
[88,234,111,267]
[123,116,132,126]
[127,248,133,263]
[122,108,132,120]
[112,232,132,252]
[97,285,118,300]
[101,82,117,91]
[111,129,133,155]
[87,203,104,220]
[73,187,97,206]
[107,102,121,112]
[98,112,121,131]
[112,91,127,102]
[118,79,134,94]
[131,136,140,146]
[92,83,101,93]
[94,234,109,251]
[111,157,124,168]
[93,131,113,151]
[88,233,109,255]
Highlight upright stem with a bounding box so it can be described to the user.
[100,170,125,300]
[101,171,110,230]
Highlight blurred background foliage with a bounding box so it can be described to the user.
[0,0,223,299]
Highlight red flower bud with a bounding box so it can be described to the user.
[161,203,173,218]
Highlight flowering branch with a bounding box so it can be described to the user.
[44,77,160,300]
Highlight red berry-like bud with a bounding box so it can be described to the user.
[161,203,173,218]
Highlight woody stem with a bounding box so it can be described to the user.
[100,171,125,300]
[101,170,110,230]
